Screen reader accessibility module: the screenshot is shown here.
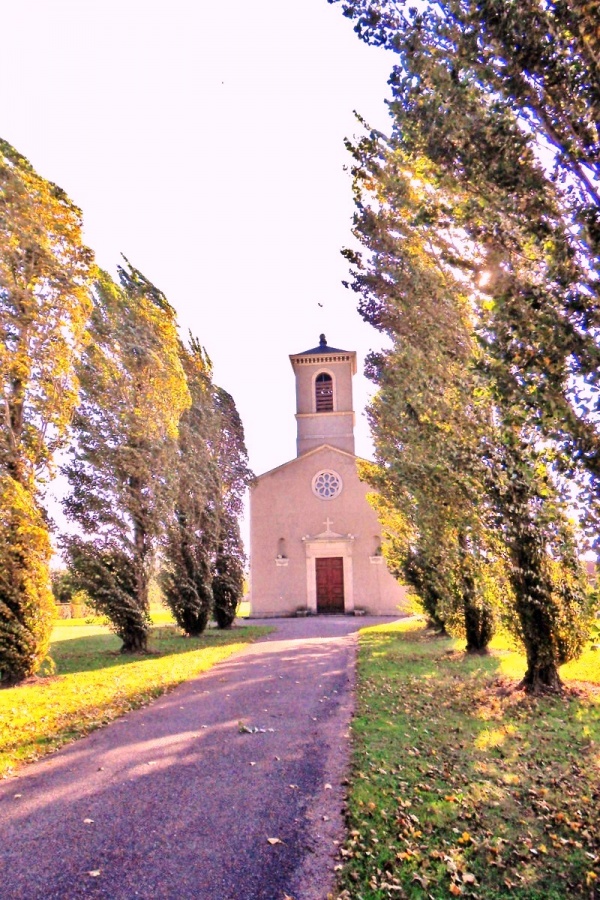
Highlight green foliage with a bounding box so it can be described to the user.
[213,512,245,629]
[349,155,499,653]
[214,385,252,519]
[63,263,190,653]
[65,537,150,652]
[332,0,599,687]
[50,567,90,606]
[0,139,92,683]
[161,340,220,636]
[162,506,216,637]
[0,138,93,483]
[0,477,55,684]
[334,0,600,514]
[403,545,449,633]
[50,569,77,605]
[161,337,251,636]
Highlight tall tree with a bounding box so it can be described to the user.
[335,0,599,686]
[161,339,221,636]
[63,263,190,652]
[213,510,246,629]
[212,387,251,628]
[162,340,252,635]
[342,117,594,686]
[0,139,93,684]
[346,136,500,652]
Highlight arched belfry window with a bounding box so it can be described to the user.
[315,372,334,412]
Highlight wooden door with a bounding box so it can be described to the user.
[316,557,344,613]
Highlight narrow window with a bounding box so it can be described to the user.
[315,373,333,412]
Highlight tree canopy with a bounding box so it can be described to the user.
[0,139,93,684]
[162,338,252,635]
[334,0,600,514]
[333,0,598,687]
[63,262,190,652]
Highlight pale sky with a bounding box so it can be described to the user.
[1,0,395,540]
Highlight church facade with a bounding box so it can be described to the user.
[249,335,409,617]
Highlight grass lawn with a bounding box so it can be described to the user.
[336,619,600,900]
[0,617,270,778]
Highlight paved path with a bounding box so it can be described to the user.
[0,616,386,900]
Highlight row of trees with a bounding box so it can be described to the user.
[333,0,600,689]
[0,140,250,685]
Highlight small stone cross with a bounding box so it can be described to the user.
[324,518,334,533]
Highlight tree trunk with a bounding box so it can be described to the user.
[120,626,148,653]
[512,533,564,693]
[459,531,492,654]
[518,660,563,693]
[127,473,151,653]
[464,599,493,654]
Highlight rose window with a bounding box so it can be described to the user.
[312,470,342,500]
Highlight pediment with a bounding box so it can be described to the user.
[302,529,354,543]
[253,443,364,483]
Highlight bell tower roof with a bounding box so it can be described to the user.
[290,334,357,375]
[296,333,351,356]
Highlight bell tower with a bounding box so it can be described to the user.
[289,334,357,457]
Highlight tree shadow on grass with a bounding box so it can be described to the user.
[48,625,269,676]
[350,624,600,899]
[48,625,271,676]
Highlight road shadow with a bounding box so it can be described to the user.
[0,616,375,899]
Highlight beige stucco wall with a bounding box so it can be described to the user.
[249,445,409,618]
[291,353,356,456]
[295,411,355,456]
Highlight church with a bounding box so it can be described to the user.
[249,335,409,617]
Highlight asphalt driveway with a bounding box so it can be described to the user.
[0,616,390,900]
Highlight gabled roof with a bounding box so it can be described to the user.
[252,443,363,483]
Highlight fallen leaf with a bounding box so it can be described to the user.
[13,794,22,799]
[83,818,94,825]
[449,884,462,896]
[88,870,101,877]
[324,783,332,790]
[267,837,284,845]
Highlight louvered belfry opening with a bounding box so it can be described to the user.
[315,372,333,412]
